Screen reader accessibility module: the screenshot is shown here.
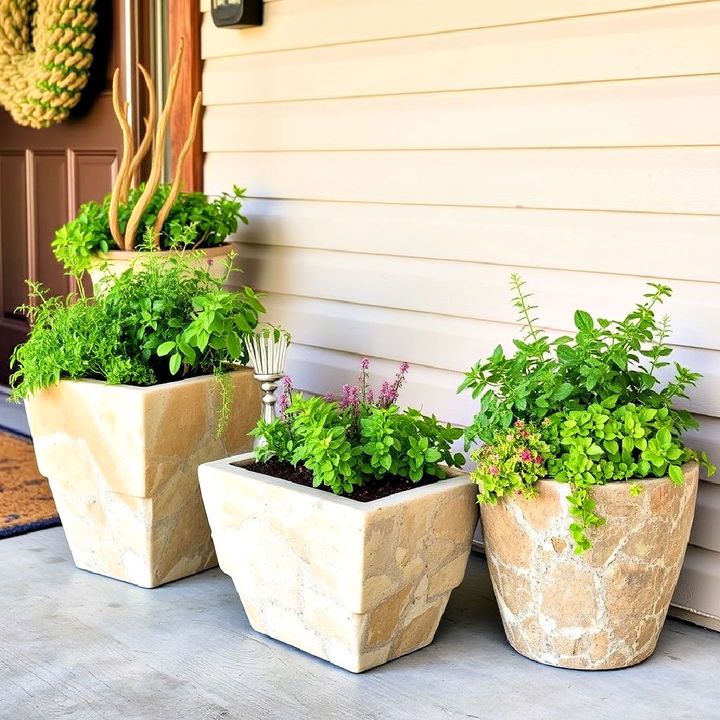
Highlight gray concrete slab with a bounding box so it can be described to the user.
[2,527,718,720]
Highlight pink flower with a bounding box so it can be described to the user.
[515,420,525,428]
[534,455,544,465]
[519,430,529,438]
[278,376,293,416]
[360,358,370,370]
[519,449,533,462]
[488,466,499,475]
[339,383,360,410]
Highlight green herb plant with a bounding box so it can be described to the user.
[252,360,465,495]
[463,276,715,552]
[10,251,265,435]
[52,184,248,278]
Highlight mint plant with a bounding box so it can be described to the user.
[462,276,715,552]
[52,184,248,278]
[252,361,464,495]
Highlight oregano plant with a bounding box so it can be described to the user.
[462,276,715,552]
[252,360,465,495]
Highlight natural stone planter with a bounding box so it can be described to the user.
[88,244,233,289]
[25,370,259,588]
[481,462,699,670]
[199,453,479,672]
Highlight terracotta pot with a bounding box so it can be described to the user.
[87,244,233,289]
[25,370,259,588]
[199,454,479,672]
[481,462,699,669]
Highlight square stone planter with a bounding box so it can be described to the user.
[25,370,259,588]
[199,453,479,672]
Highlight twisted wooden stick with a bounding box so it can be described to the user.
[153,91,202,241]
[123,38,185,250]
[108,69,133,249]
[127,64,157,190]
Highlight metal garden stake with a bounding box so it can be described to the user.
[244,327,290,448]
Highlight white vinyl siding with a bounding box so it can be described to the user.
[201,0,720,627]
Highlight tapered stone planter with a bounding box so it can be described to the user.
[481,462,699,670]
[199,454,479,672]
[88,244,233,289]
[25,370,259,588]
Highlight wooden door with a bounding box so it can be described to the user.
[0,0,132,385]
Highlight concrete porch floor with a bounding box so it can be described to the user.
[2,528,718,720]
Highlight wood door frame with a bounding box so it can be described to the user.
[168,3,203,193]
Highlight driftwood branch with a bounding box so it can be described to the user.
[153,91,202,241]
[126,64,157,190]
[108,69,133,250]
[123,38,185,250]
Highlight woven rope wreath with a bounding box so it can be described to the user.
[0,0,97,129]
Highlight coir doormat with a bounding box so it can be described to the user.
[0,429,60,538]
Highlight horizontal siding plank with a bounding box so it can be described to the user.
[284,344,476,425]
[202,4,720,103]
[201,0,711,59]
[253,293,720,417]
[672,545,720,621]
[231,245,720,352]
[205,148,720,215]
[687,416,720,485]
[280,341,720,427]
[691,481,720,552]
[204,76,720,150]
[230,199,720,283]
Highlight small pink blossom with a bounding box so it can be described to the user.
[488,465,499,476]
[534,455,544,465]
[339,383,360,410]
[278,376,293,416]
[519,430,529,438]
[515,420,525,429]
[519,449,533,462]
[360,358,370,370]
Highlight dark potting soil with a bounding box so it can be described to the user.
[240,458,442,502]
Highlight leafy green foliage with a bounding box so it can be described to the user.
[543,403,713,551]
[10,252,265,409]
[52,184,248,277]
[252,362,464,495]
[461,275,715,552]
[459,276,699,447]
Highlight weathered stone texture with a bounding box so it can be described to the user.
[199,454,479,672]
[26,371,259,588]
[481,463,699,669]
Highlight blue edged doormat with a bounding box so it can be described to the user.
[0,429,60,539]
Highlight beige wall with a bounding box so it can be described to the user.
[201,0,720,627]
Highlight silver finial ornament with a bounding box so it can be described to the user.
[244,326,290,448]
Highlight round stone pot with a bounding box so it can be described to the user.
[88,243,233,289]
[481,462,699,670]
